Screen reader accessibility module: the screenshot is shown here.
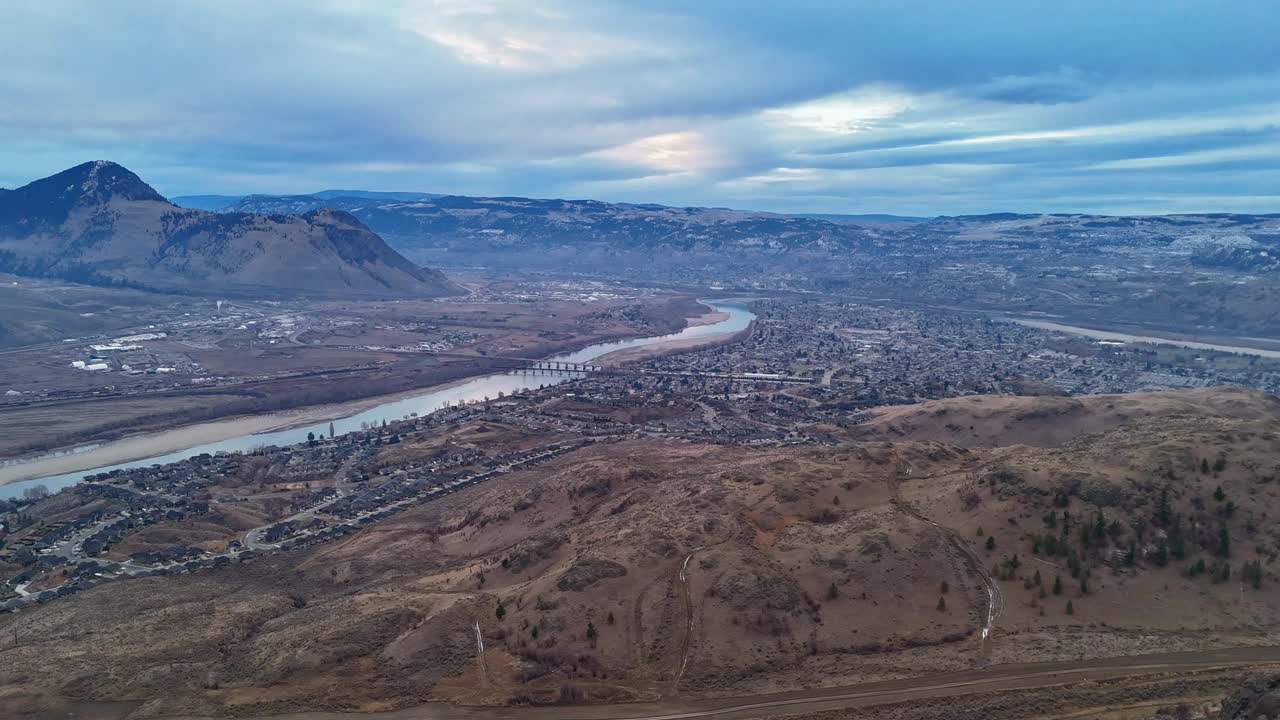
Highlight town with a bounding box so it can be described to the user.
[5,294,1279,612]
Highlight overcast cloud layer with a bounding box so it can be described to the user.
[2,0,1279,215]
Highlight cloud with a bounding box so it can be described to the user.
[972,67,1095,105]
[1,0,1279,214]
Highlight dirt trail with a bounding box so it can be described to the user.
[673,545,704,692]
[672,521,743,694]
[197,646,1280,720]
[473,620,488,687]
[890,460,1003,646]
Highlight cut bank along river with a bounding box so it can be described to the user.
[0,300,755,499]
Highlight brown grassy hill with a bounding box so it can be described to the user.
[850,386,1280,447]
[4,388,1280,717]
[0,161,461,299]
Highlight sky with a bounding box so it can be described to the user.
[2,0,1279,215]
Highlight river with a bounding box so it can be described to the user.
[0,300,755,500]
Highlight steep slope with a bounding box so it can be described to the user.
[0,162,461,298]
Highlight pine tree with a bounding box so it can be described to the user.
[1169,515,1187,560]
[1156,487,1172,526]
[1053,574,1064,595]
[1217,526,1231,558]
[495,603,505,620]
[1213,485,1226,502]
[936,596,947,612]
[1065,600,1075,615]
[985,535,996,551]
[1154,538,1169,566]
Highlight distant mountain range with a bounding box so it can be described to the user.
[0,162,460,298]
[173,190,443,211]
[209,191,1280,273]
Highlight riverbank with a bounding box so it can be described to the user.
[0,376,484,488]
[0,300,756,492]
[596,320,753,366]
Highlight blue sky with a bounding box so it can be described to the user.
[2,0,1278,215]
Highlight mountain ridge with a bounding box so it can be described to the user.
[0,162,461,299]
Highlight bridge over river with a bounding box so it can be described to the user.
[424,351,815,385]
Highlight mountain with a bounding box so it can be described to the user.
[794,212,930,223]
[224,193,878,257]
[0,162,461,298]
[218,188,1280,336]
[172,189,442,211]
[311,189,442,201]
[221,193,1280,267]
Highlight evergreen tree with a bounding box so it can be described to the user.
[1242,560,1264,589]
[1169,515,1187,560]
[1053,574,1064,595]
[936,596,947,612]
[1217,526,1231,558]
[1213,485,1226,502]
[1066,600,1075,615]
[1156,488,1172,526]
[985,535,996,551]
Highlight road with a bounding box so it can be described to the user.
[8,443,582,609]
[214,646,1280,720]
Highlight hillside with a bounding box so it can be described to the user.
[224,193,873,256]
[0,162,461,299]
[220,192,1280,268]
[213,191,1280,337]
[5,387,1280,716]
